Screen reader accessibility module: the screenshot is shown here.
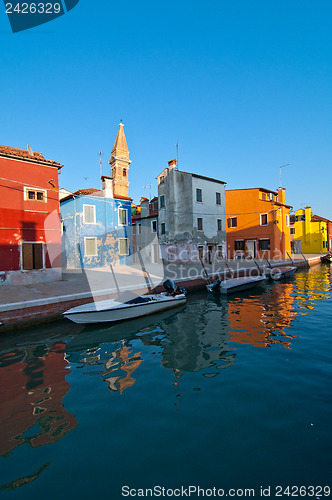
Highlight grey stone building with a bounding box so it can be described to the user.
[157,159,227,263]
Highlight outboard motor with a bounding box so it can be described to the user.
[163,279,186,296]
[209,279,221,292]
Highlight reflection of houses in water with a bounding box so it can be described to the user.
[293,266,331,312]
[140,298,235,377]
[0,342,77,456]
[103,344,142,394]
[228,284,297,349]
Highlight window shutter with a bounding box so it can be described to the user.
[33,244,43,269]
[22,243,33,270]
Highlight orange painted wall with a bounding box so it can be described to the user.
[225,188,291,259]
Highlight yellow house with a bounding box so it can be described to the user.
[294,206,329,253]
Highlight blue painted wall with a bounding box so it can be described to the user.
[60,194,132,269]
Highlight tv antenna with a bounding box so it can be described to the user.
[99,151,103,188]
[176,142,179,168]
[279,163,290,187]
[144,183,152,200]
[27,144,33,156]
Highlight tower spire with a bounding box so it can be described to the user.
[109,122,131,198]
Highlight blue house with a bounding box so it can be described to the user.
[60,123,133,269]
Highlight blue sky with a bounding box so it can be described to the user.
[1,0,331,217]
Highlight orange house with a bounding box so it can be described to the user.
[225,187,292,260]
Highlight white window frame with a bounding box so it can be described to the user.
[118,208,128,226]
[24,186,47,203]
[260,213,269,226]
[151,219,157,233]
[83,204,96,224]
[285,214,290,227]
[119,238,129,256]
[229,217,237,228]
[84,237,98,257]
[196,188,203,203]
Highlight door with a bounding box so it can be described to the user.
[246,240,256,259]
[207,245,214,264]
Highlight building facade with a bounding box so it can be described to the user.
[225,187,292,260]
[293,206,331,253]
[60,124,133,269]
[132,196,161,264]
[157,159,227,263]
[0,145,62,286]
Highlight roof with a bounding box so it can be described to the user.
[0,145,63,168]
[226,187,278,195]
[311,214,331,223]
[191,173,226,185]
[60,188,132,203]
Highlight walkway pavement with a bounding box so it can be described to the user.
[0,253,322,327]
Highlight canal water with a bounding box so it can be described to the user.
[0,266,331,498]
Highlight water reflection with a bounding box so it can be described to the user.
[0,266,331,459]
[0,340,77,456]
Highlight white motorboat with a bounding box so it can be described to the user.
[63,280,186,325]
[206,275,266,295]
[265,266,297,280]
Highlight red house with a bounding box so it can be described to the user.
[0,145,63,286]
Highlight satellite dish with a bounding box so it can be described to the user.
[27,144,33,156]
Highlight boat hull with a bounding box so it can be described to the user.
[265,266,297,280]
[207,276,266,295]
[63,294,186,324]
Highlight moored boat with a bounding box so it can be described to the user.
[265,266,297,280]
[63,280,186,325]
[321,253,332,263]
[206,275,266,294]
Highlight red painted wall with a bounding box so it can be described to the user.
[0,156,61,272]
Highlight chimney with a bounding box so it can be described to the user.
[102,176,113,198]
[277,187,286,205]
[168,159,177,170]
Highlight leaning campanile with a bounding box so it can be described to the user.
[109,122,131,199]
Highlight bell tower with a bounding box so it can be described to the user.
[109,122,131,198]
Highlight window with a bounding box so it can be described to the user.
[151,220,157,233]
[119,238,129,255]
[159,195,165,209]
[258,239,270,251]
[296,214,305,222]
[197,218,203,231]
[159,176,164,184]
[84,237,97,256]
[323,241,326,248]
[228,217,237,228]
[217,219,222,231]
[290,228,295,235]
[123,168,127,177]
[285,214,290,227]
[234,240,245,251]
[24,187,46,202]
[22,243,43,270]
[83,205,96,224]
[260,213,268,226]
[138,223,142,235]
[196,188,202,203]
[216,192,221,205]
[118,208,127,226]
[160,222,166,235]
[198,246,204,260]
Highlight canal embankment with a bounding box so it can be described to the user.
[0,254,323,330]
